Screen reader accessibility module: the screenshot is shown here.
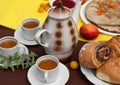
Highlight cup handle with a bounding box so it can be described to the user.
[18,45,25,55]
[44,72,48,83]
[35,29,50,48]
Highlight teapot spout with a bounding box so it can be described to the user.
[72,0,82,25]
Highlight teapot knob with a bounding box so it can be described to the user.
[56,0,63,8]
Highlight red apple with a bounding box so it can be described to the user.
[80,24,99,40]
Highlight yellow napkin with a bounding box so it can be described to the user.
[0,0,48,29]
[0,0,112,42]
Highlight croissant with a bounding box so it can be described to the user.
[96,56,120,84]
[107,35,120,56]
[78,42,112,69]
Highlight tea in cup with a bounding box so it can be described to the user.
[36,55,60,83]
[21,18,41,41]
[0,36,23,56]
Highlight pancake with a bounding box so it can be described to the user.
[85,0,120,26]
[84,0,120,34]
[97,24,120,33]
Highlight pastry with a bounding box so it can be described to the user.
[79,36,120,84]
[78,42,112,68]
[107,35,120,56]
[96,56,120,84]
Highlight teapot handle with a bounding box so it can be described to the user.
[35,29,49,48]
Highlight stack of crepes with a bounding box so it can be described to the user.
[78,36,120,84]
[85,0,120,34]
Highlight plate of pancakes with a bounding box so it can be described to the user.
[80,0,120,36]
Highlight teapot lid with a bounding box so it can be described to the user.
[48,1,71,19]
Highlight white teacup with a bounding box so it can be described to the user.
[36,55,60,83]
[0,36,24,56]
[21,18,41,41]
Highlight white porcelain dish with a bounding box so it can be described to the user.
[27,63,70,85]
[14,27,38,45]
[80,0,120,36]
[80,66,113,85]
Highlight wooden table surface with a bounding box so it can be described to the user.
[0,25,93,85]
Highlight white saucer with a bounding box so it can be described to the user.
[27,63,70,85]
[14,27,38,45]
[0,44,29,66]
[80,66,112,85]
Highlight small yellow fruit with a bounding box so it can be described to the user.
[70,61,78,69]
[44,4,50,11]
[38,7,44,13]
[40,3,46,8]
[38,3,50,13]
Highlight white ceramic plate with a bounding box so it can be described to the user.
[14,27,38,45]
[27,63,69,85]
[0,44,29,66]
[80,66,113,85]
[80,0,120,36]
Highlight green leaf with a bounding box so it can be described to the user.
[0,52,37,72]
[10,64,15,72]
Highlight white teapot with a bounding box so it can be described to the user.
[35,1,81,60]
